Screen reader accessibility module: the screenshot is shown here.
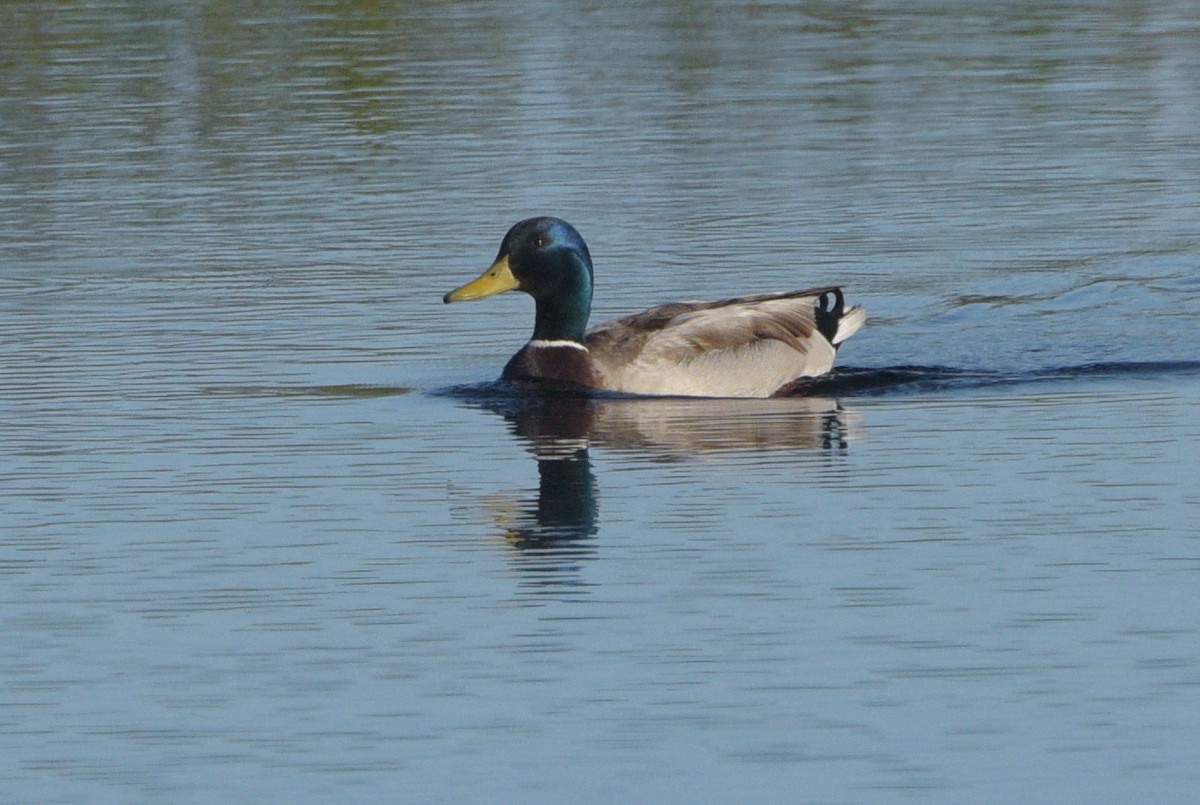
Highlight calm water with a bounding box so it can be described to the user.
[3,1,1200,802]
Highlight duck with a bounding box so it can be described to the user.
[443,217,865,398]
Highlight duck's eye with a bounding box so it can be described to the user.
[531,235,547,248]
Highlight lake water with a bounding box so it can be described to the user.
[3,1,1200,802]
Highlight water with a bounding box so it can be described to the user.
[3,1,1200,802]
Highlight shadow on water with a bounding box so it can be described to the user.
[791,360,1200,398]
[203,384,414,399]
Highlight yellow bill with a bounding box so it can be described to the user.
[443,255,519,303]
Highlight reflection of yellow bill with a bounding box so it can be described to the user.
[443,255,519,303]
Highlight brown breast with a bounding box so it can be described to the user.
[502,341,603,390]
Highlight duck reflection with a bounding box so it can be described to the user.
[470,392,600,598]
[507,429,599,550]
[475,387,859,459]
[487,392,599,546]
[457,387,860,594]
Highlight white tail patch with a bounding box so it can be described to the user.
[833,306,866,345]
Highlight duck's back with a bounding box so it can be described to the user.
[584,288,864,398]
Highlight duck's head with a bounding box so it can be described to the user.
[444,217,594,342]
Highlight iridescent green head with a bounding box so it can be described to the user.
[445,217,594,342]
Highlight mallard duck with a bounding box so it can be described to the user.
[443,217,865,398]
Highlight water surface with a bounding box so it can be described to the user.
[3,1,1200,802]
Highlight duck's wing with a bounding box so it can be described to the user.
[584,287,864,398]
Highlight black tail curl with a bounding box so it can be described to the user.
[814,288,846,345]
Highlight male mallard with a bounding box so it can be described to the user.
[444,217,865,398]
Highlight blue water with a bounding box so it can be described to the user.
[3,2,1200,802]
